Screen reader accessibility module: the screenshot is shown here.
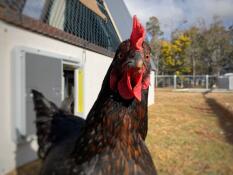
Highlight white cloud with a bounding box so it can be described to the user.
[123,0,233,38]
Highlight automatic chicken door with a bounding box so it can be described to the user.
[12,47,84,143]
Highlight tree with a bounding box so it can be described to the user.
[183,17,233,76]
[146,16,163,73]
[202,17,232,75]
[160,34,191,75]
[154,16,233,75]
[184,27,205,76]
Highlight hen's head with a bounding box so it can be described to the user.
[110,16,153,102]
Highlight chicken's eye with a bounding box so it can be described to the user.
[145,55,150,59]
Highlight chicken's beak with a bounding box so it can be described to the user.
[127,51,143,70]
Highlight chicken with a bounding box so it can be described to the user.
[31,90,85,159]
[31,15,157,175]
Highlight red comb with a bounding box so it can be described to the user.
[130,15,146,51]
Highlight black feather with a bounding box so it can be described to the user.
[31,40,157,175]
[31,89,85,159]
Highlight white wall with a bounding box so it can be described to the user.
[148,72,155,105]
[0,20,154,174]
[83,51,112,116]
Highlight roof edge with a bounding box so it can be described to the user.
[0,7,115,58]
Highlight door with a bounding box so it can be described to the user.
[25,53,62,136]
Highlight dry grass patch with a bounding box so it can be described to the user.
[147,89,233,175]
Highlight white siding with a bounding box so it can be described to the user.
[148,72,155,105]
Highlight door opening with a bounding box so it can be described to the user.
[62,64,76,114]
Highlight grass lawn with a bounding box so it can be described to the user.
[7,89,233,175]
[146,89,233,175]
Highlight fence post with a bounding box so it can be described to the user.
[174,75,177,89]
[206,75,209,89]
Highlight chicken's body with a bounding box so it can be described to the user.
[32,16,157,175]
[36,88,155,175]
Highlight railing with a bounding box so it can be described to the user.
[155,75,218,89]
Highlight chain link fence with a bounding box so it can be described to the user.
[155,75,218,89]
[1,0,120,52]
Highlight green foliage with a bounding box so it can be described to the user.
[184,18,233,75]
[201,19,231,74]
[184,27,205,76]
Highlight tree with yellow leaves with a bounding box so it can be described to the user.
[160,34,191,75]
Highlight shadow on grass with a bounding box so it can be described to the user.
[203,94,233,145]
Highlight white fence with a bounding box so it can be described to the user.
[155,75,218,89]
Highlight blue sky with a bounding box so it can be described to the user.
[123,0,233,39]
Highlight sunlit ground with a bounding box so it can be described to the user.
[7,89,233,175]
[147,89,233,175]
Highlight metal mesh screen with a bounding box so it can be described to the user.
[2,0,120,52]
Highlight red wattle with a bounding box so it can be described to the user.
[117,71,134,100]
[118,69,144,101]
[142,75,150,89]
[110,67,150,101]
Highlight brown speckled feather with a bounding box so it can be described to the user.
[69,91,156,175]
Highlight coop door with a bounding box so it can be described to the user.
[25,53,62,136]
[13,48,83,143]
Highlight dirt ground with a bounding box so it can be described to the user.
[6,89,233,175]
[146,89,233,175]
